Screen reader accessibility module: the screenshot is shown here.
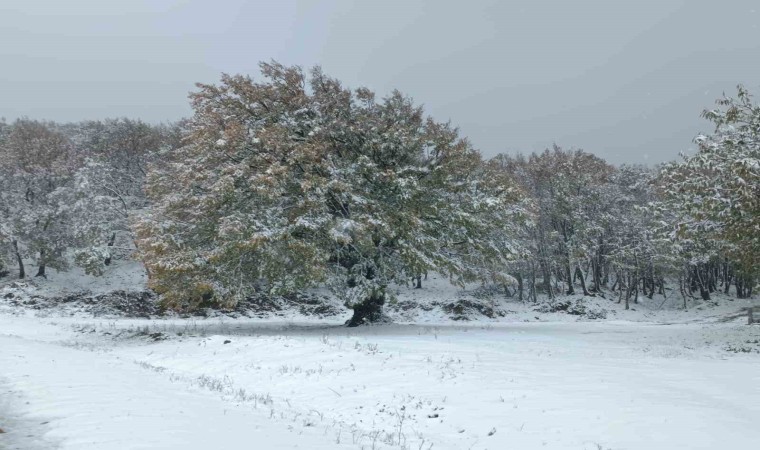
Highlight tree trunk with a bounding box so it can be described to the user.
[565,263,575,295]
[611,270,620,292]
[592,258,603,292]
[12,240,25,279]
[695,266,710,301]
[104,232,116,266]
[575,265,592,296]
[415,275,422,289]
[617,269,625,303]
[346,289,386,327]
[624,272,633,310]
[633,277,639,304]
[516,272,524,303]
[540,260,553,299]
[724,270,732,295]
[736,276,745,299]
[708,264,717,293]
[35,250,46,278]
[658,277,666,298]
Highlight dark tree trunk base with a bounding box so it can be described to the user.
[346,293,387,327]
[12,240,24,279]
[105,232,116,266]
[575,266,592,297]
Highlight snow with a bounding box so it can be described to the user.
[2,269,760,449]
[0,329,347,449]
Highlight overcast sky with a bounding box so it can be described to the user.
[1,0,758,164]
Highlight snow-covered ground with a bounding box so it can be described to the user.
[1,264,759,449]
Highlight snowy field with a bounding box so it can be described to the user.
[1,266,760,450]
[1,313,759,448]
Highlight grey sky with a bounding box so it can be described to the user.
[1,0,758,164]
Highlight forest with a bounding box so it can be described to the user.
[0,62,758,326]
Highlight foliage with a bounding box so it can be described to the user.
[659,86,760,275]
[135,62,526,315]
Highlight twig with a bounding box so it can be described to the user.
[328,387,342,397]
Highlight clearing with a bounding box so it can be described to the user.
[1,268,759,449]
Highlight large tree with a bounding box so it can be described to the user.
[135,62,524,324]
[658,86,760,297]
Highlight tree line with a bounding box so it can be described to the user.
[1,62,757,325]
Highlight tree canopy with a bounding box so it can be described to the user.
[135,62,526,323]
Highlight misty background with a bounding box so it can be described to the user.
[1,0,758,164]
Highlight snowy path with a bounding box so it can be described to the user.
[1,314,760,449]
[0,325,356,450]
[0,374,52,450]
